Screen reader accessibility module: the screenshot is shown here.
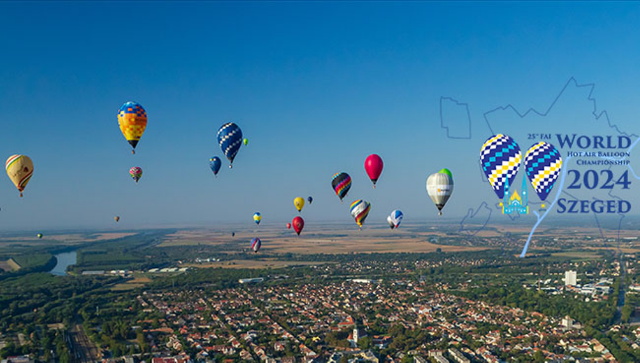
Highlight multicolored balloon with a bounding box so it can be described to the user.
[480,134,522,199]
[388,210,403,229]
[386,216,395,229]
[253,212,262,225]
[364,154,384,188]
[217,122,243,168]
[426,169,454,215]
[331,172,352,201]
[292,216,304,235]
[117,101,147,154]
[250,237,261,253]
[209,157,221,176]
[524,142,563,201]
[294,197,305,212]
[129,166,143,183]
[6,155,34,197]
[350,199,371,229]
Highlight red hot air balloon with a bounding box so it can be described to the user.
[292,216,304,236]
[286,223,292,229]
[364,154,384,188]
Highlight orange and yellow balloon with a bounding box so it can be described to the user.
[117,101,147,154]
[6,155,33,197]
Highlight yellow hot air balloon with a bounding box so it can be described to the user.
[117,101,147,154]
[293,197,305,212]
[6,155,34,197]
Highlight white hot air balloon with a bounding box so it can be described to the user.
[426,169,454,215]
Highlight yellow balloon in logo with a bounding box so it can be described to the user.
[6,155,34,197]
[293,197,305,212]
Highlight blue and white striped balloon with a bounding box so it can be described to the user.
[217,122,243,168]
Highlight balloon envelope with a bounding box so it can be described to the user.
[217,122,243,167]
[243,138,249,146]
[114,216,120,222]
[386,215,395,229]
[307,196,313,204]
[389,209,403,228]
[331,172,352,201]
[350,200,371,228]
[480,134,522,199]
[129,166,143,183]
[524,142,563,201]
[364,154,384,187]
[292,216,304,235]
[253,212,262,225]
[117,101,147,153]
[293,197,305,212]
[286,223,291,229]
[209,157,222,176]
[6,155,34,197]
[426,170,454,215]
[37,233,43,239]
[250,237,261,253]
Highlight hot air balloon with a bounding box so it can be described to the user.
[388,210,403,228]
[250,237,261,253]
[232,232,236,237]
[307,196,313,204]
[286,223,292,229]
[114,216,120,222]
[253,212,262,225]
[480,134,522,199]
[243,138,249,146]
[331,172,352,201]
[426,169,454,215]
[37,233,43,239]
[209,157,222,176]
[524,142,563,202]
[350,200,371,229]
[364,154,384,188]
[217,122,243,168]
[6,155,34,197]
[292,216,304,235]
[386,216,395,229]
[294,197,305,212]
[129,166,143,183]
[117,101,147,154]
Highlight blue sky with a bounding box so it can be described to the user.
[1,1,639,231]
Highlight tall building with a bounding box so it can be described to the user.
[565,270,577,286]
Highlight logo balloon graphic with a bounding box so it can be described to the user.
[426,168,454,215]
[350,199,371,229]
[480,134,522,199]
[292,216,304,235]
[6,155,34,197]
[524,142,563,201]
[364,154,384,188]
[129,166,143,183]
[209,157,222,176]
[216,122,243,168]
[250,237,261,253]
[117,101,147,154]
[331,172,352,201]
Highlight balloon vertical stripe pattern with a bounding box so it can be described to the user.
[480,134,521,199]
[129,167,143,183]
[350,199,371,228]
[217,122,243,167]
[6,154,34,196]
[331,172,352,201]
[524,142,563,201]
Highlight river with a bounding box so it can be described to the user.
[50,251,77,276]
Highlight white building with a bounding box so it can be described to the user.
[565,270,577,286]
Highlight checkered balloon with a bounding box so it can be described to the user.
[524,142,563,201]
[480,134,522,199]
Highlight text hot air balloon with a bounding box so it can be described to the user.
[480,134,522,199]
[6,155,34,197]
[253,212,262,225]
[129,166,143,183]
[350,200,371,229]
[524,142,563,202]
[331,172,352,201]
[426,169,454,215]
[209,157,222,176]
[250,237,261,253]
[217,122,243,168]
[292,216,304,236]
[294,197,305,213]
[364,154,384,188]
[117,101,147,154]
